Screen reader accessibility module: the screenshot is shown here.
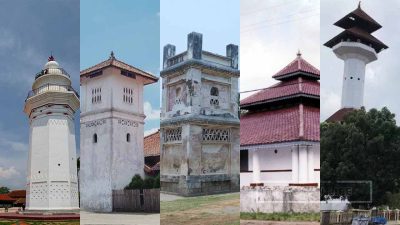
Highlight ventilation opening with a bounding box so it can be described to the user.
[127,133,131,142]
[93,133,98,143]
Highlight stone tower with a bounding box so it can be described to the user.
[24,56,80,211]
[160,32,240,196]
[324,3,388,109]
[79,52,158,212]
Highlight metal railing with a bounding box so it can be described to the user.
[35,67,70,80]
[26,83,79,101]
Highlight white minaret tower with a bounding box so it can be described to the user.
[79,52,158,212]
[324,3,388,109]
[24,56,80,211]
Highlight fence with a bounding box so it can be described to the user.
[321,209,400,225]
[112,189,160,213]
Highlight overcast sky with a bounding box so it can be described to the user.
[321,0,400,121]
[0,0,79,189]
[240,0,320,99]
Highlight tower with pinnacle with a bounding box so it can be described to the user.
[24,56,80,211]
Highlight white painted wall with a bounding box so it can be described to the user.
[332,42,378,109]
[240,143,320,187]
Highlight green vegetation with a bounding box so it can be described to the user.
[321,107,400,207]
[0,187,10,194]
[125,174,160,190]
[240,212,320,221]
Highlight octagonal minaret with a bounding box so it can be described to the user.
[24,56,79,211]
[324,3,388,109]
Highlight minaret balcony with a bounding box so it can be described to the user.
[35,67,70,80]
[26,83,79,101]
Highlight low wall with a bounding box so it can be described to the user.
[240,186,320,213]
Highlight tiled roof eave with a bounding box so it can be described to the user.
[80,59,158,82]
[241,140,319,149]
[241,93,320,108]
[273,71,320,80]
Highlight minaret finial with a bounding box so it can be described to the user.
[48,53,55,62]
[110,51,115,59]
[297,49,302,57]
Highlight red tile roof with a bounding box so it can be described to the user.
[272,53,320,79]
[144,130,160,157]
[0,194,16,202]
[8,190,25,198]
[240,105,320,146]
[80,53,158,84]
[241,78,319,106]
[326,108,356,123]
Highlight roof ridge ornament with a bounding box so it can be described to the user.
[358,1,361,9]
[297,50,302,57]
[110,51,115,60]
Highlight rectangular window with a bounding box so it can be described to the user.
[240,150,249,172]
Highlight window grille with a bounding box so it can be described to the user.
[202,128,230,142]
[164,128,182,142]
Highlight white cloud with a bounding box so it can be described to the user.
[0,166,20,179]
[144,101,160,120]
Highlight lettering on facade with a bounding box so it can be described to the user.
[118,119,138,127]
[85,119,106,128]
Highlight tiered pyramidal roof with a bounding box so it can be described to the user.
[324,3,388,53]
[241,52,319,108]
[240,52,320,146]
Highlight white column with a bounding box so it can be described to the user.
[307,145,314,183]
[252,149,261,183]
[341,57,366,109]
[291,146,299,183]
[298,145,308,183]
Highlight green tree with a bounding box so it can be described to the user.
[125,174,144,190]
[143,176,155,189]
[0,187,9,194]
[321,107,400,207]
[153,173,160,189]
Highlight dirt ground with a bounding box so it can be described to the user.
[160,192,240,225]
[240,221,319,225]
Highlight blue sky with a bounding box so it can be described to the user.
[81,0,160,135]
[160,0,240,69]
[0,0,80,189]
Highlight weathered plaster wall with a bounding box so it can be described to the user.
[80,68,146,212]
[240,186,320,213]
[160,32,240,196]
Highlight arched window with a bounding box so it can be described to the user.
[126,133,131,142]
[93,133,98,143]
[175,87,181,97]
[210,87,219,96]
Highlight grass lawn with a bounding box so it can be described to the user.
[161,192,240,225]
[240,212,320,222]
[0,220,79,225]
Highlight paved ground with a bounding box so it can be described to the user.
[80,211,160,225]
[240,221,319,225]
